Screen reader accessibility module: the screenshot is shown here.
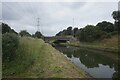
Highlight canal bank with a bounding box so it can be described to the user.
[3,37,90,78]
[55,35,119,54]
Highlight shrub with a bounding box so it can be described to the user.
[111,31,118,35]
[101,32,112,39]
[106,33,112,38]
[2,33,19,62]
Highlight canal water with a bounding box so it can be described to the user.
[53,44,118,78]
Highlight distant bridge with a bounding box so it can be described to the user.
[43,36,77,43]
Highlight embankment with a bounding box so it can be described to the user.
[3,37,90,78]
[64,35,119,54]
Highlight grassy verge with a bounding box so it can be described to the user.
[3,37,89,78]
[62,35,119,54]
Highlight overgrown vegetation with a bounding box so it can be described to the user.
[1,23,43,76]
[3,37,36,76]
[3,37,88,78]
[2,22,88,78]
[2,33,19,62]
[1,22,43,63]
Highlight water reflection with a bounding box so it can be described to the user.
[53,44,118,78]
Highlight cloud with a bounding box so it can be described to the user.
[1,0,120,2]
[2,2,118,36]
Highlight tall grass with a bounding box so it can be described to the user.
[3,37,43,76]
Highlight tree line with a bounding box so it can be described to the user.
[56,11,120,42]
[1,23,43,62]
[2,23,43,38]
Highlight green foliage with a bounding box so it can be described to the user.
[78,25,103,42]
[112,11,120,21]
[66,26,73,35]
[73,27,78,37]
[3,37,37,76]
[3,37,87,77]
[2,33,19,62]
[56,26,73,36]
[96,21,114,33]
[101,32,112,39]
[34,31,42,38]
[114,22,119,31]
[10,29,18,34]
[19,30,31,37]
[2,23,11,34]
[111,31,118,35]
[112,11,120,33]
[2,23,17,34]
[56,31,63,36]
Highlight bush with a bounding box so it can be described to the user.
[100,32,112,39]
[111,31,118,35]
[2,33,19,62]
[106,33,112,38]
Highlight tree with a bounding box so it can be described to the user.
[56,31,62,36]
[2,33,19,62]
[112,11,120,22]
[56,26,75,36]
[73,27,78,37]
[66,26,72,35]
[78,25,103,42]
[32,34,35,38]
[96,21,114,33]
[62,30,67,36]
[19,30,31,37]
[112,11,120,32]
[1,23,18,34]
[2,23,11,34]
[34,31,42,38]
[10,29,18,34]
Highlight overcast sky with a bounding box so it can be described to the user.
[2,1,119,36]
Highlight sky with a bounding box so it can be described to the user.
[1,1,119,36]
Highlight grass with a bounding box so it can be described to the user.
[3,37,89,78]
[81,35,118,48]
[63,35,119,54]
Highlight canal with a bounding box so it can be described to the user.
[53,44,118,78]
